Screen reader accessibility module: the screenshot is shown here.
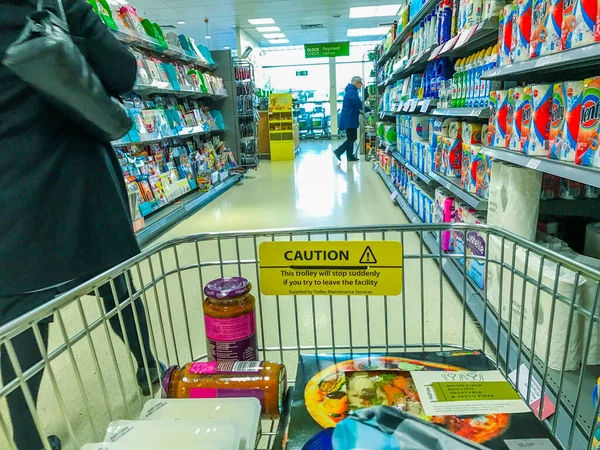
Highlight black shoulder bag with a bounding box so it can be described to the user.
[2,0,133,142]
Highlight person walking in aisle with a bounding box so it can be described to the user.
[335,76,364,162]
[0,1,162,449]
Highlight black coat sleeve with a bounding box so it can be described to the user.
[63,0,137,95]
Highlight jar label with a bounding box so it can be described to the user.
[190,361,263,374]
[189,387,264,404]
[204,311,258,361]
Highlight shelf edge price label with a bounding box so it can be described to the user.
[403,101,412,111]
[420,99,431,112]
[409,101,418,112]
[258,241,403,296]
[526,159,541,169]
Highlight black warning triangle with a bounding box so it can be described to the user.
[359,246,377,264]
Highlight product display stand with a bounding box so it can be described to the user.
[269,94,295,161]
[234,58,260,168]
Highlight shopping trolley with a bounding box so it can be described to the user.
[1,224,600,450]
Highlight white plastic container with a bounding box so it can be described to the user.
[139,398,261,450]
[103,420,239,449]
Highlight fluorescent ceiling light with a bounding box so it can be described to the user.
[349,5,401,18]
[224,46,230,49]
[177,20,186,25]
[205,35,212,39]
[347,27,389,36]
[256,26,281,32]
[263,33,285,38]
[269,38,290,44]
[248,18,275,25]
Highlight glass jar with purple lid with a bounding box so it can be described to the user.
[203,277,258,361]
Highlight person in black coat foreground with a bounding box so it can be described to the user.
[0,1,161,448]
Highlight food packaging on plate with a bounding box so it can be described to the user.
[103,420,239,449]
[139,398,260,450]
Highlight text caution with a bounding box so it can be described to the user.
[258,241,402,296]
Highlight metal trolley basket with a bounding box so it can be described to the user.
[1,224,600,450]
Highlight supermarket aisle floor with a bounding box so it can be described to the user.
[155,139,406,240]
[7,140,482,450]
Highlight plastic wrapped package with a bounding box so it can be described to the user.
[487,236,585,370]
[572,252,600,365]
[487,161,542,241]
[103,420,239,449]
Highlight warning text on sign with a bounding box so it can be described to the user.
[258,241,402,296]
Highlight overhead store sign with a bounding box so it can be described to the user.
[296,70,309,76]
[304,42,350,58]
[258,241,403,296]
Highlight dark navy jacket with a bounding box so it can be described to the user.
[339,83,363,130]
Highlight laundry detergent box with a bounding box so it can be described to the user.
[520,85,534,153]
[512,0,533,62]
[549,83,566,159]
[562,0,597,49]
[509,87,526,150]
[576,76,600,166]
[493,90,509,148]
[528,83,553,156]
[562,80,585,161]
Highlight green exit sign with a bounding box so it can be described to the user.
[296,70,308,76]
[304,42,350,58]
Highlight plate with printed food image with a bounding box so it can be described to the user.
[304,356,511,445]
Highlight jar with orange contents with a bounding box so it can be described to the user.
[203,277,258,361]
[162,361,287,418]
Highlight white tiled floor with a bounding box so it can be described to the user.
[1,141,483,450]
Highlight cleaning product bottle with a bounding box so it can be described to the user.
[480,46,494,107]
[451,0,461,37]
[452,58,463,107]
[463,54,473,107]
[473,49,486,107]
[440,0,453,44]
[436,2,444,45]
[458,55,468,107]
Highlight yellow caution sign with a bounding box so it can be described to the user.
[258,241,402,296]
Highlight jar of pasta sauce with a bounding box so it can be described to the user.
[203,277,258,362]
[162,361,287,418]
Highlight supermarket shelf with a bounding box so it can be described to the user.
[432,107,490,119]
[440,17,499,58]
[482,146,600,189]
[376,0,439,66]
[392,99,438,114]
[428,171,488,210]
[392,151,433,184]
[381,45,435,87]
[136,173,242,246]
[539,199,600,218]
[482,42,600,82]
[112,127,224,147]
[111,28,216,70]
[375,164,592,450]
[133,83,227,100]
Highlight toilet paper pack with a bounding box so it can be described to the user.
[562,80,585,161]
[470,145,492,198]
[576,76,600,166]
[549,82,566,159]
[442,137,462,177]
[499,5,515,66]
[410,115,430,141]
[461,143,473,190]
[481,124,489,144]
[448,120,462,139]
[509,87,526,151]
[462,122,483,144]
[531,0,564,57]
[512,0,533,62]
[562,0,597,49]
[520,86,534,153]
[528,83,553,156]
[452,202,476,264]
[466,213,487,290]
[488,91,498,145]
[435,187,456,251]
[506,88,515,148]
[493,90,509,148]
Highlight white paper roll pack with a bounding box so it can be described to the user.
[448,120,462,139]
[462,122,483,144]
[432,118,453,138]
[585,223,600,259]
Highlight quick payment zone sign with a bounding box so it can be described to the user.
[258,241,402,296]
